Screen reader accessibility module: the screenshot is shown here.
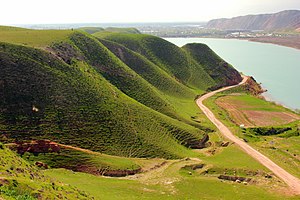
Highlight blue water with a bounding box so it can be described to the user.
[165,38,300,110]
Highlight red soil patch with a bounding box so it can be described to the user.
[216,97,299,127]
[242,110,299,127]
[216,99,254,127]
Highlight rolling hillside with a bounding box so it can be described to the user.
[0,26,242,160]
[206,10,300,31]
[1,26,300,200]
[94,32,218,90]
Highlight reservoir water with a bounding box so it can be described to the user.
[165,38,300,110]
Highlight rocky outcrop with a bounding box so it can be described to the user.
[183,43,242,90]
[77,165,142,177]
[218,175,251,183]
[189,134,210,149]
[241,76,265,96]
[14,140,60,156]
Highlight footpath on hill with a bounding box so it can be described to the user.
[196,76,300,195]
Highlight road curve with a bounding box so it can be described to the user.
[196,76,300,195]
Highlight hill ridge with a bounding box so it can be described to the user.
[206,10,300,31]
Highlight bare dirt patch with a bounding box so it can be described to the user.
[217,100,254,127]
[216,97,299,127]
[243,110,299,127]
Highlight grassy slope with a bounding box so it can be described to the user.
[93,32,217,90]
[45,142,298,200]
[96,37,216,130]
[104,27,141,34]
[92,32,241,129]
[183,43,242,88]
[97,38,196,98]
[77,27,104,34]
[0,27,73,47]
[24,147,140,172]
[0,144,90,199]
[66,32,179,119]
[1,26,299,199]
[78,27,140,35]
[0,34,207,159]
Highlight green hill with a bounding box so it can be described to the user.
[77,27,105,34]
[78,27,140,35]
[98,38,196,98]
[0,143,90,199]
[182,43,242,89]
[94,33,221,90]
[65,32,179,119]
[0,28,72,47]
[0,26,242,160]
[0,35,205,159]
[105,27,141,34]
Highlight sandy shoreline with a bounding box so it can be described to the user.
[246,37,300,51]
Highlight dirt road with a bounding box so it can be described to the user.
[196,76,300,195]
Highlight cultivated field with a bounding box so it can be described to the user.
[216,94,299,127]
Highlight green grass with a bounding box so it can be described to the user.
[0,145,91,199]
[223,95,285,112]
[45,169,172,200]
[201,145,267,170]
[183,43,242,88]
[0,29,73,47]
[202,86,300,179]
[1,26,298,199]
[68,32,180,119]
[0,35,206,159]
[104,27,141,34]
[252,134,300,179]
[174,177,297,200]
[77,27,104,34]
[94,32,218,90]
[45,153,298,200]
[23,147,140,172]
[98,38,197,98]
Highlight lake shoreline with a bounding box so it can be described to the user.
[165,37,300,110]
[162,36,300,51]
[244,37,300,51]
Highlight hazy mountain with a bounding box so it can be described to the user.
[206,10,300,31]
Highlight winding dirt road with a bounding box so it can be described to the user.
[196,76,300,195]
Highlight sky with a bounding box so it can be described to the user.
[1,0,300,24]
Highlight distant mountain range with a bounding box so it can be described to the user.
[206,10,300,31]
